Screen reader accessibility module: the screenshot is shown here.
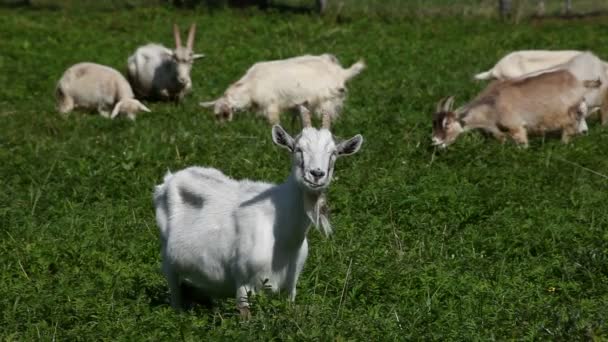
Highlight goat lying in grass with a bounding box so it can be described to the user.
[200,54,365,124]
[127,24,205,102]
[153,106,363,318]
[475,51,608,125]
[432,69,600,148]
[55,62,150,120]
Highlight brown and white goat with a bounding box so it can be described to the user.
[475,51,608,125]
[432,70,600,148]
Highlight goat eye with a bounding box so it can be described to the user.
[295,148,303,153]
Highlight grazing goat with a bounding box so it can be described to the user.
[127,24,204,102]
[475,51,608,124]
[55,62,150,120]
[199,54,365,124]
[432,69,600,148]
[153,107,363,318]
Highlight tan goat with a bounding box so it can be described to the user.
[56,62,150,120]
[432,69,601,148]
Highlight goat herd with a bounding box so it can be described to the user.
[53,22,608,318]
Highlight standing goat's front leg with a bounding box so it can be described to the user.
[97,104,111,118]
[164,268,184,310]
[57,95,74,115]
[265,104,281,125]
[236,285,253,320]
[601,92,608,125]
[561,124,579,144]
[486,125,507,144]
[509,126,529,148]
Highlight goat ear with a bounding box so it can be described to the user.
[111,101,123,119]
[199,100,216,108]
[135,100,151,112]
[272,125,295,152]
[193,53,205,60]
[337,134,363,157]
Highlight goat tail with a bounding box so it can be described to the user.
[583,78,602,89]
[344,60,366,81]
[474,70,493,80]
[153,170,173,237]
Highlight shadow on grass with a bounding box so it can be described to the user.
[147,282,215,310]
[170,0,314,14]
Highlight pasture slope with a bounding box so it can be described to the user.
[1,4,607,340]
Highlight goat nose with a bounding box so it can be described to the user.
[309,169,325,179]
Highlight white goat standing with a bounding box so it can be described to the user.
[199,54,365,124]
[153,107,363,318]
[55,62,150,120]
[127,24,204,102]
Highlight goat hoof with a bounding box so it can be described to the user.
[239,307,251,321]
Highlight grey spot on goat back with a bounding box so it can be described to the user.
[75,67,88,78]
[178,186,204,208]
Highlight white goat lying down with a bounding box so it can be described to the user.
[475,51,608,124]
[55,62,150,120]
[200,54,365,124]
[432,69,600,148]
[153,107,363,317]
[127,24,204,102]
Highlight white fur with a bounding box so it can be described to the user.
[153,125,363,315]
[127,24,204,102]
[200,54,365,124]
[55,62,150,120]
[474,50,584,80]
[476,51,608,126]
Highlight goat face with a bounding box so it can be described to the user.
[199,97,234,122]
[171,47,194,90]
[432,96,463,148]
[272,126,363,192]
[171,23,205,92]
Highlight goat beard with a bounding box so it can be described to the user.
[305,192,332,237]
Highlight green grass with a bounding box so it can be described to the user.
[1,5,608,340]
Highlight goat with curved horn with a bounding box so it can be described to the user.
[321,110,331,129]
[297,102,312,128]
[186,24,196,50]
[154,120,364,318]
[127,23,205,102]
[173,23,182,48]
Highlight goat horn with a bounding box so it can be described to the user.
[297,103,312,128]
[321,111,331,130]
[186,23,196,50]
[173,23,182,48]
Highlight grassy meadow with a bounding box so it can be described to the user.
[1,3,608,340]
